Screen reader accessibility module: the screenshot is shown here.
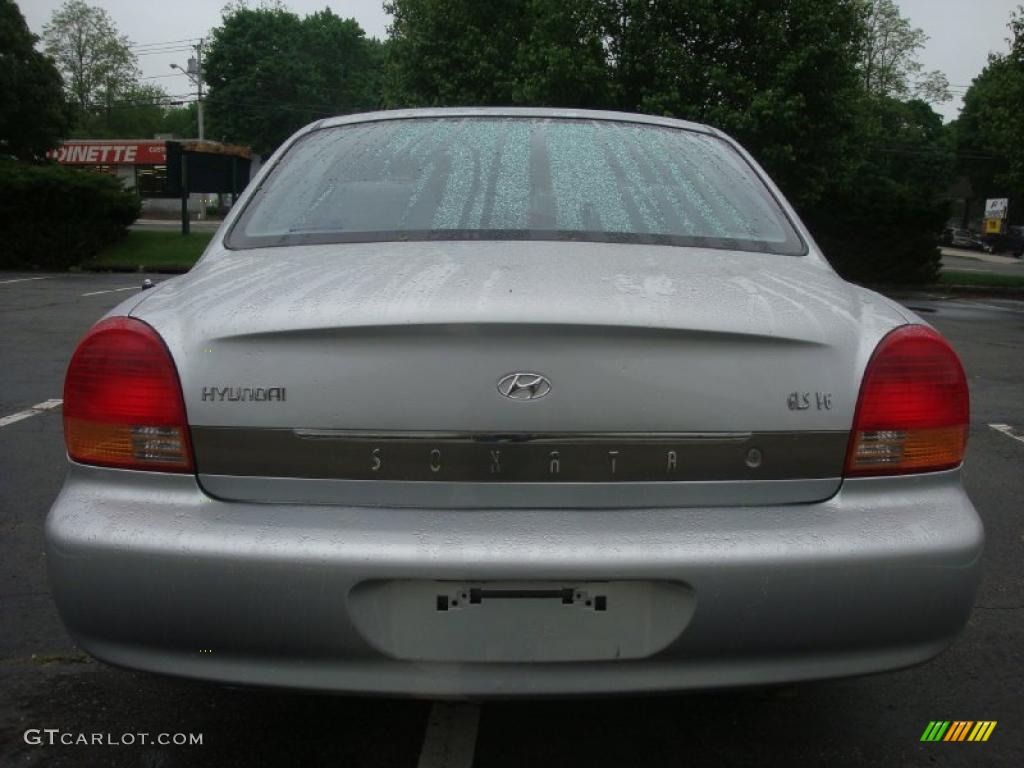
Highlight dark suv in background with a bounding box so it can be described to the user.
[982,225,1024,257]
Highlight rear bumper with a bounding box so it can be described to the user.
[45,464,983,697]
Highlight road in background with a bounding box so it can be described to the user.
[1,275,1021,767]
[941,247,1023,277]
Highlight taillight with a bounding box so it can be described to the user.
[845,325,968,476]
[63,317,193,472]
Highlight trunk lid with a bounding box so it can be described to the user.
[132,241,908,507]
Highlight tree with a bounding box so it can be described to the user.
[69,82,172,139]
[806,97,952,284]
[0,0,71,159]
[42,0,138,116]
[384,0,609,108]
[860,0,950,103]
[603,0,870,211]
[160,102,199,138]
[380,0,954,283]
[955,6,1024,216]
[385,0,869,211]
[204,5,384,154]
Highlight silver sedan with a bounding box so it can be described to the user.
[46,108,982,696]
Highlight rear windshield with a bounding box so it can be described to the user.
[227,117,805,255]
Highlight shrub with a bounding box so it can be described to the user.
[804,178,945,286]
[0,159,140,270]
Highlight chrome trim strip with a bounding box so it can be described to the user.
[192,427,848,484]
[292,429,753,444]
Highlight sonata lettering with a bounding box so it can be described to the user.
[345,446,763,481]
[608,450,619,475]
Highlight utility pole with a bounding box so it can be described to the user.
[171,39,207,227]
[171,37,205,140]
[192,38,205,140]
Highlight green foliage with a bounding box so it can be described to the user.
[0,159,139,269]
[384,0,609,108]
[940,270,1024,289]
[42,0,138,116]
[955,6,1024,220]
[861,0,949,103]
[160,103,199,139]
[606,0,869,213]
[70,83,170,139]
[88,229,212,270]
[0,0,71,160]
[806,97,950,284]
[204,6,384,154]
[40,0,177,141]
[384,0,948,283]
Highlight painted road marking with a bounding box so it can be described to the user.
[989,423,1024,445]
[81,287,139,297]
[0,276,54,285]
[0,399,63,428]
[416,703,480,768]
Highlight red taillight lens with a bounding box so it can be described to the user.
[63,317,193,472]
[845,325,968,476]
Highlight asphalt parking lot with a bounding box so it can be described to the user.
[0,273,1021,767]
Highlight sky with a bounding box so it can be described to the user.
[20,0,1022,122]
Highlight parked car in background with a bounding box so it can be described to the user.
[941,227,985,251]
[46,108,982,697]
[982,224,1024,257]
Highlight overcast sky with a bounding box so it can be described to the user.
[20,0,1021,122]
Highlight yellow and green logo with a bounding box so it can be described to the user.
[921,721,997,742]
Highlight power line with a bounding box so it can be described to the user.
[131,37,200,47]
[135,47,196,57]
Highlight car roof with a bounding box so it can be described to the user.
[315,107,722,138]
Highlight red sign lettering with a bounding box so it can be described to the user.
[46,141,166,165]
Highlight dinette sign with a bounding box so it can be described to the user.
[47,141,166,165]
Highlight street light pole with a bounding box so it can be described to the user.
[195,38,204,140]
[171,38,208,226]
[171,38,206,140]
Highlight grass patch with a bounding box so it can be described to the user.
[87,229,213,271]
[939,270,1024,288]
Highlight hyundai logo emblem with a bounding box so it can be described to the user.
[497,372,552,401]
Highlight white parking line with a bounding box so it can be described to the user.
[0,399,63,428]
[0,276,54,285]
[989,423,1024,445]
[81,287,139,297]
[416,703,480,768]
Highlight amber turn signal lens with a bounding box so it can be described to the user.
[845,326,968,477]
[63,317,193,472]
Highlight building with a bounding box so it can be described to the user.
[46,139,256,218]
